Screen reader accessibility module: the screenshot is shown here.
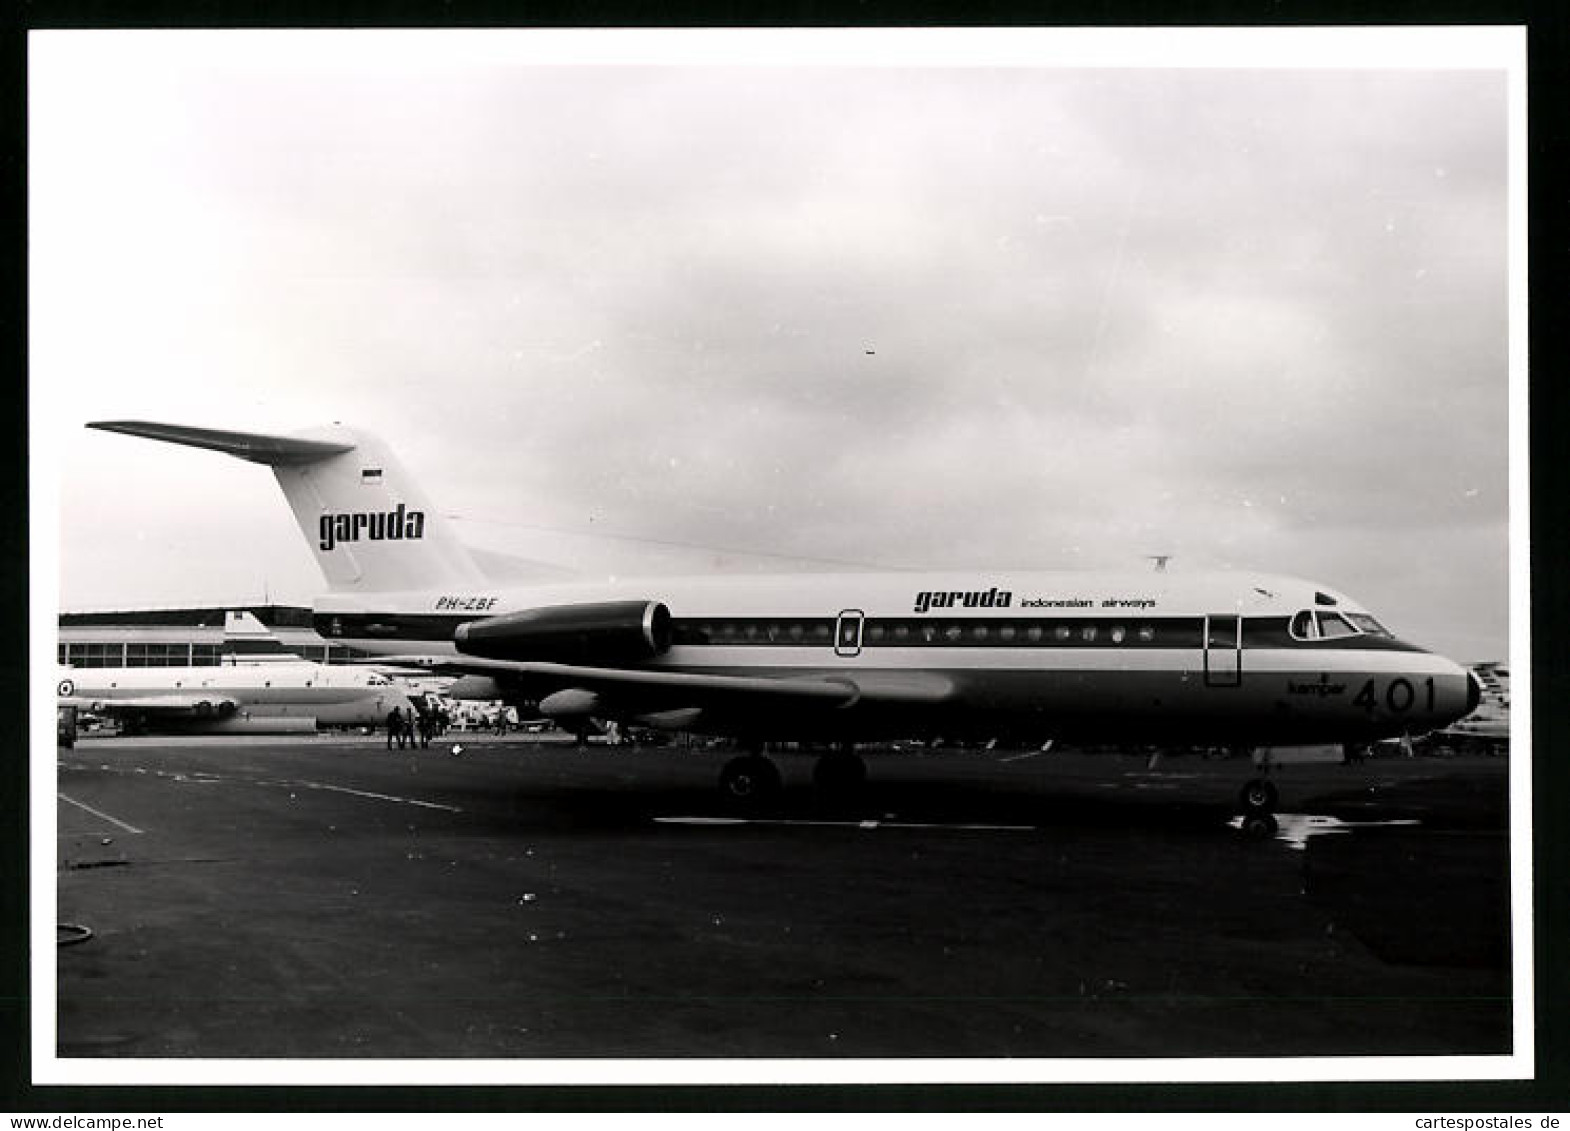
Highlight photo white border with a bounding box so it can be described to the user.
[28,23,1532,1088]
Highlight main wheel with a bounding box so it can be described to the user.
[812,752,867,795]
[1239,778,1279,813]
[718,755,782,806]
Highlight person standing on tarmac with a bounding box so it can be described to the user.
[385,707,403,750]
[402,706,416,749]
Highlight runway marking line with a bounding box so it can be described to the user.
[294,780,463,813]
[57,792,145,835]
[655,816,1034,832]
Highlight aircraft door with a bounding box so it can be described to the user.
[835,610,865,657]
[1204,614,1242,688]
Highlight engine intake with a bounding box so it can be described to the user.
[455,600,672,665]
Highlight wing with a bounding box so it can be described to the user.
[60,694,241,718]
[371,656,955,729]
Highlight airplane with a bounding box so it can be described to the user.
[56,607,413,735]
[219,609,307,662]
[85,420,1482,821]
[1428,662,1510,756]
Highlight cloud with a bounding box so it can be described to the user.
[34,41,1514,660]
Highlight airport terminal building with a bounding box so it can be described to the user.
[58,606,368,668]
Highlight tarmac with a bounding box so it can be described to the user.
[51,734,1513,1067]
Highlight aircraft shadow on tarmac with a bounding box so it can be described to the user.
[432,750,1508,836]
[438,769,1247,836]
[426,751,1512,980]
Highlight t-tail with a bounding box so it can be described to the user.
[222,610,304,663]
[87,421,485,593]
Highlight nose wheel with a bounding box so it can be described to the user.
[1238,810,1280,839]
[1237,768,1280,840]
[1239,777,1279,813]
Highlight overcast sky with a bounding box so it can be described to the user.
[31,30,1522,662]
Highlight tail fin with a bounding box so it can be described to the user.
[221,611,304,663]
[87,421,486,593]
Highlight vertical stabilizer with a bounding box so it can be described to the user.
[87,421,486,593]
[221,611,303,663]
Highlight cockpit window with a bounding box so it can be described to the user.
[1345,613,1392,638]
[1316,612,1358,639]
[1291,609,1379,641]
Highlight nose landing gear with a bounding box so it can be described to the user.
[1237,746,1280,839]
[1239,777,1279,813]
[1230,747,1281,835]
[1238,807,1280,839]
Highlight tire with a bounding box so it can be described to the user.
[812,753,867,794]
[719,755,782,806]
[1239,778,1279,813]
[1240,812,1279,840]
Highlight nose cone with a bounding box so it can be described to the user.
[1466,670,1483,716]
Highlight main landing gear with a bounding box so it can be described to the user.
[716,741,868,807]
[718,749,782,806]
[812,743,867,796]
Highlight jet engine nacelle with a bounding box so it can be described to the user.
[454,600,672,665]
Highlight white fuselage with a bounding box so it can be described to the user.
[312,569,1477,745]
[57,662,410,734]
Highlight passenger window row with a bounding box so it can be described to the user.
[673,619,1167,646]
[864,619,1161,646]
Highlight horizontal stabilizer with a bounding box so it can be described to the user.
[87,421,354,465]
[223,611,304,662]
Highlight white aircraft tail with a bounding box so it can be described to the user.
[221,611,305,663]
[88,421,487,593]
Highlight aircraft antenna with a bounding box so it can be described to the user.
[1146,555,1172,573]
